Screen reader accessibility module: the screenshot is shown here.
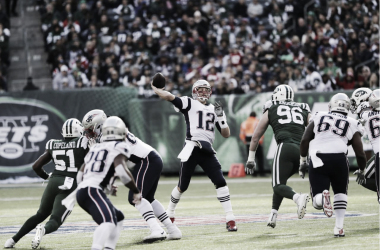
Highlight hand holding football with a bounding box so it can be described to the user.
[152,73,166,89]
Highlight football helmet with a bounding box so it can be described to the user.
[350,87,372,113]
[272,84,294,101]
[102,116,128,141]
[82,109,107,139]
[328,93,350,114]
[61,118,83,138]
[369,89,380,111]
[192,80,212,102]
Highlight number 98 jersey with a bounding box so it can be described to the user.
[310,111,364,154]
[264,100,310,145]
[81,141,131,189]
[359,111,380,154]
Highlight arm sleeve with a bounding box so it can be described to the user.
[216,122,222,134]
[170,96,190,111]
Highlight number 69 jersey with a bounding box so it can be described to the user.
[80,141,131,189]
[263,100,310,145]
[359,111,380,154]
[310,111,364,154]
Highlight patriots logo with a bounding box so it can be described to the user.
[86,113,98,123]
[355,90,367,97]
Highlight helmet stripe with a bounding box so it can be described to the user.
[69,119,73,135]
[64,120,68,135]
[285,86,289,99]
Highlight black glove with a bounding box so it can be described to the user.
[245,161,256,175]
[353,169,366,185]
[299,161,308,179]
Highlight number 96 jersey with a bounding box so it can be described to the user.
[310,111,364,154]
[81,141,131,189]
[359,111,380,154]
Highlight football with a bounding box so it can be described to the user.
[152,73,166,88]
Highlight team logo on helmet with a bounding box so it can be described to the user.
[354,90,367,97]
[86,114,98,123]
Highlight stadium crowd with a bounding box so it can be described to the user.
[37,0,379,97]
[0,3,10,93]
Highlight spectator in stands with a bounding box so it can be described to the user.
[52,65,75,90]
[0,70,7,92]
[247,0,263,25]
[336,71,355,90]
[5,0,18,17]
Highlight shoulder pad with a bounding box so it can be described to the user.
[263,100,273,114]
[300,103,311,113]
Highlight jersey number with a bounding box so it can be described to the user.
[277,105,304,125]
[317,115,350,137]
[52,149,77,172]
[369,117,380,139]
[196,111,215,132]
[86,149,109,173]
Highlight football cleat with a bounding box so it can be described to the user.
[166,210,175,223]
[322,190,333,217]
[226,220,237,231]
[267,212,277,228]
[143,230,167,243]
[296,193,310,219]
[4,238,15,248]
[166,226,182,240]
[31,224,45,249]
[334,227,345,237]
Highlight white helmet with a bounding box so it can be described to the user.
[82,109,107,139]
[101,116,128,141]
[272,84,294,101]
[192,80,212,102]
[369,89,380,111]
[62,118,83,138]
[328,93,350,114]
[350,87,372,113]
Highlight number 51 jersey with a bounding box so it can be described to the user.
[81,141,131,189]
[310,111,364,154]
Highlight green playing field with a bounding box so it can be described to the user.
[0,176,378,250]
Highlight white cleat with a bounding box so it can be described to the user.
[334,227,345,237]
[166,227,182,240]
[31,224,45,249]
[267,212,277,228]
[296,193,310,219]
[143,230,167,243]
[4,238,15,248]
[322,190,333,217]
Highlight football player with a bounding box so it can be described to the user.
[76,116,142,250]
[299,93,367,237]
[349,88,378,192]
[152,79,238,232]
[82,110,178,242]
[245,84,311,228]
[4,119,88,249]
[350,89,380,203]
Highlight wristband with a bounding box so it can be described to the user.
[217,113,228,129]
[248,150,256,161]
[300,156,307,163]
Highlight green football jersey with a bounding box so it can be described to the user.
[45,136,88,178]
[263,100,310,145]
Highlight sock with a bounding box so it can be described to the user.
[334,193,347,229]
[136,198,163,232]
[92,223,115,250]
[272,193,284,210]
[312,193,323,210]
[104,221,123,250]
[273,184,296,200]
[216,186,235,222]
[167,186,182,216]
[151,199,177,231]
[12,213,48,242]
[292,193,300,203]
[271,209,278,214]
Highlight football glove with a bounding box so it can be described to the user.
[245,161,256,175]
[353,169,366,185]
[214,101,224,117]
[88,138,97,148]
[299,157,308,179]
[133,192,142,205]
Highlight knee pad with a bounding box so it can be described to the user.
[312,193,323,210]
[334,193,347,210]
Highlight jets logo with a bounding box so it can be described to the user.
[355,90,367,97]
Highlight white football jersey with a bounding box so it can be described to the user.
[80,141,131,189]
[172,96,219,144]
[124,131,154,163]
[310,111,364,154]
[359,110,380,154]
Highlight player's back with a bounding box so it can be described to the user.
[125,132,154,164]
[264,100,310,145]
[81,141,130,189]
[360,110,380,154]
[310,111,363,154]
[46,136,88,178]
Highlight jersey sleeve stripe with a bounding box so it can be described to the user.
[77,137,83,148]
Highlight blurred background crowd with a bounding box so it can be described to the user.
[34,0,378,97]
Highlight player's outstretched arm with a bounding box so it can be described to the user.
[299,121,315,178]
[32,150,53,180]
[351,132,367,171]
[151,82,175,101]
[113,154,142,204]
[214,101,230,138]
